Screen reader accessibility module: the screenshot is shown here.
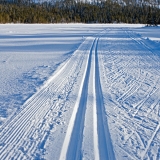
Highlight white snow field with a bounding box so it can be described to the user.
[0,24,160,160]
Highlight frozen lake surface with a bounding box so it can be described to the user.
[0,24,160,160]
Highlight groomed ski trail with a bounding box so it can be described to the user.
[95,38,115,160]
[59,36,115,160]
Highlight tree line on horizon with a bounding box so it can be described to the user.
[0,0,160,25]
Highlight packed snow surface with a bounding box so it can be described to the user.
[0,24,160,160]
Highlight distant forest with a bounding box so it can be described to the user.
[0,0,160,24]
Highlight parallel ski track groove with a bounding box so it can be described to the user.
[95,38,115,160]
[60,35,115,160]
[93,38,99,160]
[63,37,96,160]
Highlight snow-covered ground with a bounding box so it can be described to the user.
[0,24,159,160]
